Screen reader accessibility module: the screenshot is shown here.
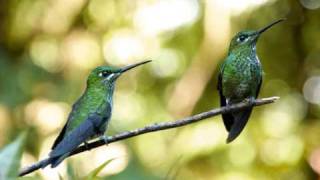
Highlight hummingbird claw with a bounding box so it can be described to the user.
[100,136,108,146]
[244,97,255,106]
[225,104,232,112]
[84,141,90,150]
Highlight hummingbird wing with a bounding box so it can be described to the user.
[255,76,262,98]
[48,112,108,168]
[217,69,234,132]
[51,97,83,150]
[51,123,68,149]
[226,76,262,143]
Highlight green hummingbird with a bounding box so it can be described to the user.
[217,19,284,143]
[42,60,151,168]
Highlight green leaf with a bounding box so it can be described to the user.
[0,132,27,180]
[67,161,77,180]
[85,158,116,180]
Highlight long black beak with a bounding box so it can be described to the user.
[258,18,285,35]
[120,60,152,73]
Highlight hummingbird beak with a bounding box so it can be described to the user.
[118,60,152,75]
[101,60,151,85]
[119,60,152,73]
[257,18,285,35]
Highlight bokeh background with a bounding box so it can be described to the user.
[1,0,320,179]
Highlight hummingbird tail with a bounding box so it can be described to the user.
[222,113,234,132]
[40,158,53,169]
[39,154,69,169]
[51,123,68,150]
[226,107,253,143]
[50,153,70,168]
[46,114,104,168]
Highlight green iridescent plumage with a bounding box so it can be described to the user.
[43,60,151,168]
[217,19,284,143]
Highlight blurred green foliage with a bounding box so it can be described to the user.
[0,132,26,179]
[1,0,320,179]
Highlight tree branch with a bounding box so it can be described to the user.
[19,96,279,176]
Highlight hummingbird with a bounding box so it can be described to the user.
[217,19,284,143]
[42,60,151,168]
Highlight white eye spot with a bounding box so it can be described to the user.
[237,35,248,43]
[99,71,110,78]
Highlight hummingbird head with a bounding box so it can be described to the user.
[87,60,151,87]
[228,19,285,53]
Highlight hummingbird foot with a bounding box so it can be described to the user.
[244,97,255,106]
[99,136,109,146]
[84,141,90,150]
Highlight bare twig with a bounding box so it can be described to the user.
[19,96,279,176]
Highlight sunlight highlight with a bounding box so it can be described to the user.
[300,0,320,9]
[24,99,69,134]
[87,0,116,28]
[62,31,101,69]
[260,94,307,137]
[218,172,254,180]
[150,49,185,78]
[134,0,199,35]
[260,135,304,165]
[103,30,145,65]
[135,132,170,174]
[42,0,86,34]
[303,76,320,104]
[172,119,225,157]
[30,36,62,72]
[112,91,146,129]
[216,0,271,15]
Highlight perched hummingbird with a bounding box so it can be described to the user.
[217,19,284,143]
[42,60,151,168]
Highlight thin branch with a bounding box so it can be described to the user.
[19,96,279,176]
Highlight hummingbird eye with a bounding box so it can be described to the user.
[98,71,110,78]
[237,35,248,43]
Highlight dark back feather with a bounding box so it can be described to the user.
[217,73,234,131]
